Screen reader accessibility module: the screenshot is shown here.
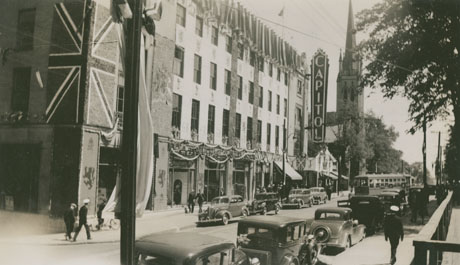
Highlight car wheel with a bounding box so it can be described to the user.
[222,214,229,225]
[275,204,280,214]
[297,201,302,209]
[243,209,249,217]
[261,207,267,215]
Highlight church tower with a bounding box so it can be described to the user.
[336,0,363,116]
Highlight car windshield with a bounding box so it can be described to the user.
[238,225,277,243]
[136,254,174,265]
[211,198,229,204]
[311,188,319,192]
[317,212,343,220]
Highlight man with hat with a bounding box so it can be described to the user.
[72,199,91,241]
[384,205,404,265]
[64,203,76,240]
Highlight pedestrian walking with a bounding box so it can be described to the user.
[384,205,404,265]
[409,189,418,223]
[196,190,204,213]
[416,188,428,224]
[188,190,196,214]
[64,203,76,240]
[72,199,91,241]
[326,186,332,201]
[96,199,106,230]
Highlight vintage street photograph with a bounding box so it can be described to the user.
[0,0,459,265]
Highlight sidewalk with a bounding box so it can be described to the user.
[0,206,200,246]
[441,206,460,265]
[319,197,438,265]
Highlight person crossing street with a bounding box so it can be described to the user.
[72,199,91,242]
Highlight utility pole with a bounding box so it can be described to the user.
[423,115,427,187]
[121,0,142,264]
[283,119,286,186]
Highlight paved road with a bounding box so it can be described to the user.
[0,197,343,265]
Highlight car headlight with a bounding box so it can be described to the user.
[250,257,260,265]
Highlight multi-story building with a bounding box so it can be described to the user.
[0,0,308,230]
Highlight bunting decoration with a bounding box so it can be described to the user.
[191,0,301,70]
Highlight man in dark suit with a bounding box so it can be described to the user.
[384,206,404,265]
[72,199,91,241]
[187,190,195,213]
[64,203,76,240]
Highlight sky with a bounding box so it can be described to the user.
[241,0,453,173]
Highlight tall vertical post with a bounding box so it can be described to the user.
[283,119,286,186]
[423,116,427,187]
[121,1,143,265]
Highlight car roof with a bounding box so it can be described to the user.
[350,195,380,201]
[316,207,351,214]
[379,191,399,195]
[238,215,305,228]
[136,232,234,263]
[212,195,242,200]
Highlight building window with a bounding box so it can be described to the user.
[277,68,281,81]
[276,95,280,114]
[174,46,184,77]
[208,105,215,135]
[297,80,303,95]
[191,99,200,133]
[238,76,243,100]
[267,123,271,145]
[226,35,232,53]
[268,91,272,112]
[247,117,253,143]
[195,16,203,37]
[283,125,287,150]
[344,87,348,100]
[238,43,244,60]
[296,107,302,127]
[257,120,262,144]
[222,109,230,138]
[210,62,217,90]
[16,9,36,50]
[176,4,186,27]
[194,54,202,84]
[117,85,124,127]
[258,57,264,72]
[284,72,289,86]
[350,88,355,101]
[235,113,241,139]
[248,82,254,104]
[284,98,288,117]
[224,69,231,95]
[275,125,280,148]
[211,26,218,46]
[294,130,301,156]
[259,86,263,108]
[11,67,31,112]
[250,51,255,66]
[172,93,182,129]
[268,63,273,77]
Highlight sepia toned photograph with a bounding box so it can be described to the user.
[0,0,458,264]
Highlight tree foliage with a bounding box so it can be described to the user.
[445,125,460,182]
[357,0,460,175]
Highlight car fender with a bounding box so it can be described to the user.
[216,210,232,220]
[280,254,299,265]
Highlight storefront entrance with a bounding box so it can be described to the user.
[98,147,120,204]
[169,159,196,206]
[204,160,226,202]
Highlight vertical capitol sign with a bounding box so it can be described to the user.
[311,49,329,143]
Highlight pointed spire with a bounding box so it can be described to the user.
[343,0,357,72]
[339,49,343,62]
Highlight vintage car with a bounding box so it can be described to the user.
[310,187,328,205]
[377,191,406,216]
[337,195,384,234]
[247,192,282,215]
[307,207,366,249]
[198,195,249,225]
[382,188,406,202]
[282,188,313,209]
[237,215,320,265]
[135,232,260,265]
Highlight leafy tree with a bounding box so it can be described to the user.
[445,126,460,182]
[357,0,460,177]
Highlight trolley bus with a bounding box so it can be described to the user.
[354,174,415,196]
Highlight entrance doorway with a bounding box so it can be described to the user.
[173,179,182,205]
[205,161,226,202]
[98,147,120,204]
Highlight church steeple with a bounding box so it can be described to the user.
[342,0,357,74]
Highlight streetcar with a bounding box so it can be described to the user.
[354,174,415,196]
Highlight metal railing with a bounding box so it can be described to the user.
[412,191,460,265]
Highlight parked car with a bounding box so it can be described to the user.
[337,195,384,234]
[310,187,328,205]
[377,191,406,216]
[237,215,320,265]
[197,195,249,225]
[135,232,260,265]
[247,192,281,215]
[282,188,313,209]
[307,207,366,249]
[382,188,406,202]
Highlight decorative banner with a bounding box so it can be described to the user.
[311,49,329,143]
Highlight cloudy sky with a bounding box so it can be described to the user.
[240,0,452,175]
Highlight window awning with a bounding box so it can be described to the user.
[330,171,348,180]
[274,161,303,180]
